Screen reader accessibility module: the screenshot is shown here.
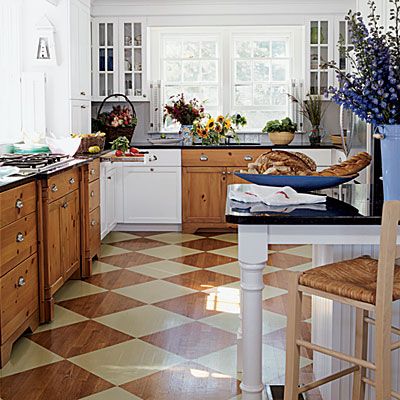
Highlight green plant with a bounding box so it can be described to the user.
[288,94,326,128]
[262,117,297,133]
[110,136,130,153]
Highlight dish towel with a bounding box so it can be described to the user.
[229,186,326,206]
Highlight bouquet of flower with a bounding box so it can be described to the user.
[193,114,246,145]
[325,0,400,125]
[164,94,205,126]
[98,105,137,128]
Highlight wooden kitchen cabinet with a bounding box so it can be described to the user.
[40,167,83,322]
[0,181,39,367]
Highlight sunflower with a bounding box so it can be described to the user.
[198,129,209,138]
[216,115,225,123]
[214,123,222,133]
[206,118,215,130]
[224,118,232,130]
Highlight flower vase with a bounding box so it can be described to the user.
[378,125,400,200]
[180,125,193,145]
[309,126,321,145]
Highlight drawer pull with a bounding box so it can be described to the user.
[51,184,58,192]
[107,176,112,180]
[150,168,154,172]
[91,220,97,226]
[15,199,24,209]
[222,171,226,175]
[200,155,208,161]
[149,155,158,162]
[16,232,24,242]
[90,169,96,175]
[80,91,86,96]
[81,105,87,109]
[90,190,95,197]
[62,202,68,209]
[17,277,26,287]
[69,177,75,184]
[244,155,253,161]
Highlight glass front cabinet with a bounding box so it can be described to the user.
[92,17,147,101]
[305,18,351,96]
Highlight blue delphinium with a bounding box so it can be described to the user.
[326,0,400,126]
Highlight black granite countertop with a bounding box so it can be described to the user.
[225,183,384,225]
[0,158,89,193]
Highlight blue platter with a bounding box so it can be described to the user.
[234,173,358,191]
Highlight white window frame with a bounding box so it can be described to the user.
[149,26,304,131]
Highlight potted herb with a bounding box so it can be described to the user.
[288,94,326,144]
[164,94,205,144]
[262,117,297,145]
[325,0,400,200]
[110,136,130,157]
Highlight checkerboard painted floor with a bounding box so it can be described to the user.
[0,232,322,400]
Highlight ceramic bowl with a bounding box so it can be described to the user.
[268,131,295,146]
[46,137,81,156]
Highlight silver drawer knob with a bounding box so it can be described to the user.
[91,220,96,226]
[90,169,96,175]
[200,155,208,161]
[51,184,58,192]
[15,199,24,209]
[62,202,68,209]
[90,190,95,197]
[16,232,24,242]
[69,177,75,184]
[222,171,226,175]
[244,155,253,161]
[17,276,26,287]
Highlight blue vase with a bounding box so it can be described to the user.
[180,125,193,145]
[379,125,400,200]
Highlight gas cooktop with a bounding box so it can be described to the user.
[0,154,73,176]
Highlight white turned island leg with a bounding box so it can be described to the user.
[238,225,268,400]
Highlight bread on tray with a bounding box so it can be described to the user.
[241,150,371,177]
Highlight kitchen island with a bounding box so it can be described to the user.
[226,183,399,400]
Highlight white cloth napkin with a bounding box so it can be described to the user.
[229,186,326,206]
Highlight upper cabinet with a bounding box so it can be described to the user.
[70,0,91,100]
[305,17,353,96]
[92,17,147,102]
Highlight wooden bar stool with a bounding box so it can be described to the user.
[284,201,400,400]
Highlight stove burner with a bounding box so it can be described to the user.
[0,153,72,173]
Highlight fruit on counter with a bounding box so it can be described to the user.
[130,147,139,154]
[88,146,101,153]
[115,149,124,157]
[111,136,130,153]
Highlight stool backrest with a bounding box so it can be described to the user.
[376,201,400,314]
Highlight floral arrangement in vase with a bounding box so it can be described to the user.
[288,94,326,144]
[193,114,247,145]
[324,0,400,199]
[164,94,205,127]
[98,105,137,128]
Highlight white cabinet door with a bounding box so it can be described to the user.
[71,100,91,133]
[70,0,90,100]
[106,166,117,231]
[122,166,181,224]
[100,164,108,239]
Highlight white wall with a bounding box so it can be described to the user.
[21,0,71,138]
[0,1,22,145]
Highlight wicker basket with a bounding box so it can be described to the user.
[76,135,106,154]
[96,93,137,149]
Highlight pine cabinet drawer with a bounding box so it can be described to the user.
[0,253,38,344]
[88,159,100,183]
[88,179,100,212]
[0,213,37,277]
[0,182,36,229]
[47,168,79,202]
[182,149,266,167]
[89,207,101,256]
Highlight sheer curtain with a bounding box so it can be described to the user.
[0,0,22,145]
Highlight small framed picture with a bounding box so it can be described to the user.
[34,17,57,65]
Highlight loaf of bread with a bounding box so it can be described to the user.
[313,152,372,177]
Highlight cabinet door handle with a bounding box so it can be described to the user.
[222,171,226,175]
[150,168,154,172]
[62,202,68,209]
[90,190,95,197]
[90,169,96,175]
[80,91,86,96]
[91,220,97,226]
[143,93,147,98]
[149,155,158,162]
[69,177,75,184]
[17,277,26,287]
[244,155,253,161]
[81,105,87,109]
[51,184,58,192]
[16,232,24,242]
[227,171,232,175]
[107,176,111,180]
[15,199,24,209]
[200,155,208,161]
